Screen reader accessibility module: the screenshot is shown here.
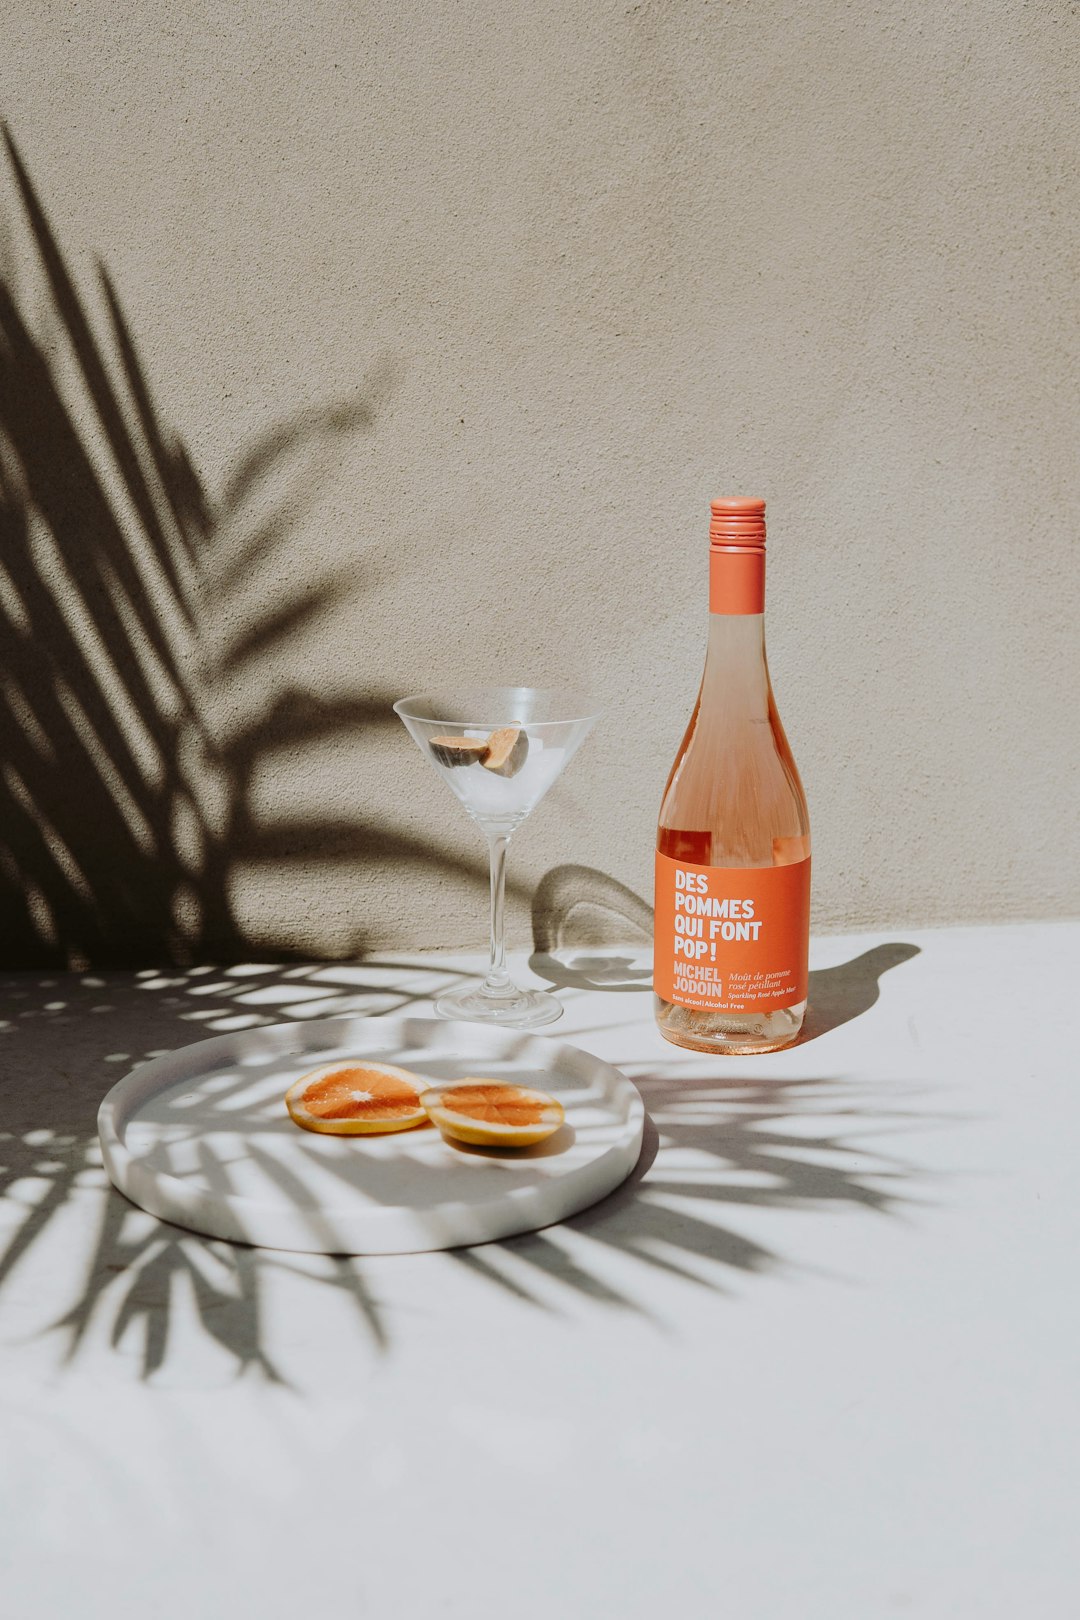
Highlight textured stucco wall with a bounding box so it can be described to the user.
[0,1,1077,963]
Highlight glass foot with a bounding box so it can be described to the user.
[434,983,564,1028]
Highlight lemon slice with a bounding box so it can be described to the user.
[285,1061,428,1136]
[420,1080,565,1147]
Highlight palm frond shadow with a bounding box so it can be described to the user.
[0,958,942,1383]
[0,134,942,1384]
[0,963,470,1380]
[470,1067,934,1312]
[0,126,499,970]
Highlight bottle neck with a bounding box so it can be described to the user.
[701,509,770,716]
[702,609,769,718]
[709,544,765,616]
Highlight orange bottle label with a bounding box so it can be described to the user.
[653,852,811,1014]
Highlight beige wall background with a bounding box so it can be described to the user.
[0,0,1077,964]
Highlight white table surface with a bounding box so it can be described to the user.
[0,923,1075,1619]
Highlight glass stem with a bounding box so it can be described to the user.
[483,831,514,996]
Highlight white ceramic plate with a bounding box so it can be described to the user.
[97,1015,645,1255]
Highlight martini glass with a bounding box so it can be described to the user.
[394,687,599,1027]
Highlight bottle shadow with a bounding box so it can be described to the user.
[529,864,922,1040]
[799,943,922,1042]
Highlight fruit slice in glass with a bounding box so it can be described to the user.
[394,687,599,1027]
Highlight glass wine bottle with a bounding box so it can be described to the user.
[654,499,810,1054]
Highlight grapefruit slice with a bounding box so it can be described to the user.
[481,726,529,778]
[429,735,489,767]
[285,1061,428,1136]
[420,1081,565,1147]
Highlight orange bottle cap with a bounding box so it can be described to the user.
[710,498,766,549]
